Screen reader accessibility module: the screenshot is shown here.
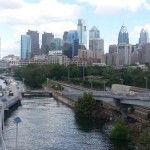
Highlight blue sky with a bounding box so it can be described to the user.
[0,0,150,58]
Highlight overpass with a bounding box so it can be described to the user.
[55,82,150,119]
[64,92,150,107]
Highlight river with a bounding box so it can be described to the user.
[4,97,135,150]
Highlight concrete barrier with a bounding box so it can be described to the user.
[53,91,76,108]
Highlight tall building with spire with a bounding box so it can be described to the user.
[118,25,129,44]
[139,28,149,45]
[77,19,87,49]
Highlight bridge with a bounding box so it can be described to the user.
[64,92,150,107]
[21,90,53,97]
[52,82,150,119]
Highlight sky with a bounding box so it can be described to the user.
[1,0,150,58]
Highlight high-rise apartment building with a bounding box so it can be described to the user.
[139,28,149,45]
[89,26,104,52]
[118,25,129,44]
[26,30,39,57]
[77,19,87,49]
[41,32,54,55]
[21,35,31,60]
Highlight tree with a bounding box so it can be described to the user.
[110,118,128,140]
[75,93,95,118]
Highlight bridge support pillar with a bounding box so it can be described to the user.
[120,104,129,121]
[114,99,130,121]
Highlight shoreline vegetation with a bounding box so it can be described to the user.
[14,64,150,150]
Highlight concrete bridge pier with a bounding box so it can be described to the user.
[114,99,130,121]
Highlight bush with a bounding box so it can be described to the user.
[110,118,128,140]
[75,93,95,118]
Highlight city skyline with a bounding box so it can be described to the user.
[0,0,150,57]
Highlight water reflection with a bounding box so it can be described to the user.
[4,97,136,150]
[75,116,105,132]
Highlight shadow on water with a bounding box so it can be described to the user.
[110,139,137,150]
[75,116,105,132]
[4,100,22,121]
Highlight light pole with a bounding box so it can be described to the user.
[47,78,49,89]
[14,117,22,150]
[144,77,147,91]
[68,66,70,81]
[91,76,93,90]
[103,80,106,91]
[120,78,123,85]
[22,78,25,92]
[83,65,84,80]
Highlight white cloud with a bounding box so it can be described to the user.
[130,24,150,44]
[0,0,24,9]
[77,0,150,15]
[0,0,81,25]
[0,0,82,57]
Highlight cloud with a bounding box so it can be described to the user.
[0,0,81,57]
[0,0,81,25]
[0,0,24,9]
[77,0,150,15]
[130,24,150,44]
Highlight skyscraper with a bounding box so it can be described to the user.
[139,28,149,45]
[26,30,39,57]
[41,32,54,55]
[118,25,129,44]
[89,26,100,39]
[63,31,68,41]
[21,35,31,60]
[77,19,87,49]
[89,26,104,52]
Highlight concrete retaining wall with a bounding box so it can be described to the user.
[52,91,76,108]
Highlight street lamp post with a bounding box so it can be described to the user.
[83,65,84,80]
[91,76,93,90]
[144,77,147,92]
[22,78,25,92]
[120,78,123,85]
[68,66,70,81]
[47,78,49,90]
[104,80,105,91]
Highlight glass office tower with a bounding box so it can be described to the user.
[118,25,129,44]
[139,28,149,45]
[77,19,87,49]
[21,35,31,60]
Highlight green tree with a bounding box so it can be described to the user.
[110,118,128,141]
[75,93,95,118]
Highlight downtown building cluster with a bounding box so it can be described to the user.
[2,19,150,68]
[19,19,104,66]
[106,25,150,67]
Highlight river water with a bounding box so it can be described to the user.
[4,97,135,150]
